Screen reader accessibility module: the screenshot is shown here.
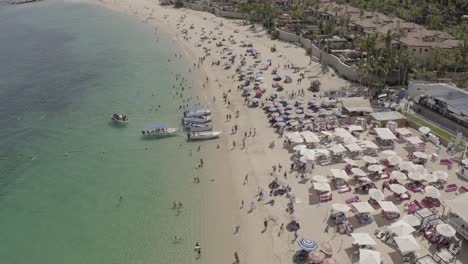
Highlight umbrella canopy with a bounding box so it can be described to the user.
[388,155,403,165]
[399,161,414,171]
[436,224,456,237]
[352,168,367,177]
[389,220,416,236]
[352,202,375,213]
[378,201,400,213]
[332,203,351,213]
[391,171,407,181]
[433,170,448,181]
[308,251,325,262]
[351,233,377,246]
[390,184,407,194]
[359,249,381,264]
[394,235,421,254]
[320,241,333,255]
[270,112,280,117]
[293,145,307,151]
[312,175,329,183]
[363,156,378,164]
[348,125,364,131]
[368,165,385,172]
[424,186,441,199]
[330,169,350,180]
[401,214,421,227]
[313,182,331,192]
[408,172,426,181]
[329,144,347,154]
[424,173,438,183]
[418,127,430,134]
[343,158,357,166]
[382,150,397,155]
[411,165,427,175]
[298,239,319,251]
[368,189,385,201]
[413,151,428,159]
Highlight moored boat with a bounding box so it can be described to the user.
[184,106,211,117]
[189,125,213,132]
[187,131,221,140]
[182,116,211,124]
[141,123,177,137]
[111,113,128,124]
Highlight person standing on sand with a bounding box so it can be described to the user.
[240,200,244,209]
[278,223,284,236]
[243,174,248,185]
[234,251,239,263]
[194,242,201,257]
[263,219,268,231]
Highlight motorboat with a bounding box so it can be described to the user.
[141,123,177,137]
[111,113,128,124]
[186,123,213,132]
[182,116,211,124]
[187,131,221,140]
[184,106,211,117]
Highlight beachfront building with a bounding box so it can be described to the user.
[444,193,468,240]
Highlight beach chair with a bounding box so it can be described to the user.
[440,159,453,170]
[445,184,458,192]
[382,159,395,168]
[345,195,359,204]
[320,192,333,203]
[338,185,351,194]
[459,186,468,193]
[394,191,411,201]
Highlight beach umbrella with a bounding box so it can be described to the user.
[382,150,397,155]
[298,239,318,251]
[394,235,421,254]
[368,165,385,172]
[388,155,403,165]
[418,127,430,134]
[313,182,331,192]
[332,203,350,213]
[378,201,400,213]
[242,88,252,93]
[368,189,385,201]
[286,104,294,109]
[323,258,338,264]
[351,233,377,246]
[352,202,375,213]
[268,107,277,112]
[411,165,427,175]
[312,175,329,183]
[433,170,448,181]
[293,145,307,151]
[399,162,414,173]
[359,249,381,264]
[424,173,438,183]
[285,110,295,115]
[390,184,406,194]
[436,224,456,237]
[287,114,297,119]
[363,156,378,164]
[351,168,367,177]
[296,113,306,119]
[320,241,333,255]
[413,151,428,159]
[271,112,280,117]
[330,169,350,180]
[343,158,357,166]
[389,220,415,236]
[424,186,441,199]
[274,101,283,107]
[391,171,407,181]
[249,97,260,103]
[294,108,304,114]
[274,117,284,122]
[408,172,425,181]
[274,122,286,127]
[308,251,325,263]
[401,214,421,227]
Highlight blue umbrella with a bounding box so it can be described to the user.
[298,239,319,251]
[243,88,252,93]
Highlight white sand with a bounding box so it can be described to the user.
[87,1,467,263]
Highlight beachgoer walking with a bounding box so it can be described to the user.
[279,223,284,236]
[200,158,204,167]
[194,242,201,257]
[243,174,248,185]
[234,225,240,234]
[234,251,239,263]
[240,200,244,209]
[263,219,268,231]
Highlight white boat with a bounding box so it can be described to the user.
[184,106,211,117]
[187,131,221,140]
[182,116,211,124]
[141,123,177,137]
[111,113,128,124]
[189,125,213,132]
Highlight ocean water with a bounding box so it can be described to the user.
[0,1,202,263]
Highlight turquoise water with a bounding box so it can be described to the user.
[0,2,202,263]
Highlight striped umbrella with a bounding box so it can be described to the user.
[298,239,319,251]
[308,251,325,263]
[320,241,333,255]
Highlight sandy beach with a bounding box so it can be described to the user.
[86,0,467,263]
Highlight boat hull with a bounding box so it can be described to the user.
[187,131,221,140]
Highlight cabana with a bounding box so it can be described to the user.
[352,202,375,224]
[405,136,426,151]
[330,169,351,193]
[300,131,320,145]
[395,127,413,139]
[351,233,376,256]
[345,143,362,158]
[374,128,397,149]
[329,144,347,162]
[358,140,379,156]
[378,201,401,220]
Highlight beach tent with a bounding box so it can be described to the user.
[368,189,385,201]
[345,143,363,152]
[378,201,400,213]
[406,136,424,145]
[332,203,350,212]
[312,175,329,183]
[351,233,377,246]
[445,193,468,231]
[300,131,320,143]
[395,127,412,137]
[343,158,357,166]
[330,144,347,154]
[359,249,381,264]
[313,182,331,192]
[352,202,375,213]
[330,169,350,180]
[362,156,378,164]
[389,220,416,236]
[359,140,379,149]
[401,214,421,227]
[394,235,421,254]
[374,128,397,140]
[351,168,367,177]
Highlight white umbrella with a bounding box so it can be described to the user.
[389,220,416,236]
[390,184,406,194]
[348,125,364,132]
[368,165,385,172]
[424,173,438,183]
[399,161,414,171]
[413,151,428,159]
[394,235,421,254]
[351,168,367,177]
[357,177,372,182]
[363,156,378,164]
[418,127,430,134]
[401,214,421,227]
[313,182,331,192]
[293,145,307,151]
[300,154,315,163]
[391,171,407,181]
[343,158,357,166]
[411,165,427,175]
[408,172,425,181]
[424,186,441,199]
[369,188,385,201]
[378,201,400,213]
[351,233,377,246]
[359,249,381,264]
[330,169,350,180]
[352,202,375,213]
[330,144,347,154]
[332,203,350,213]
[312,175,329,183]
[382,150,397,155]
[436,224,456,237]
[388,155,403,165]
[433,170,448,181]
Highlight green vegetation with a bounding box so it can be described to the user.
[404,112,456,141]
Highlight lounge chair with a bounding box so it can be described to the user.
[445,184,458,192]
[459,186,468,193]
[345,195,360,204]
